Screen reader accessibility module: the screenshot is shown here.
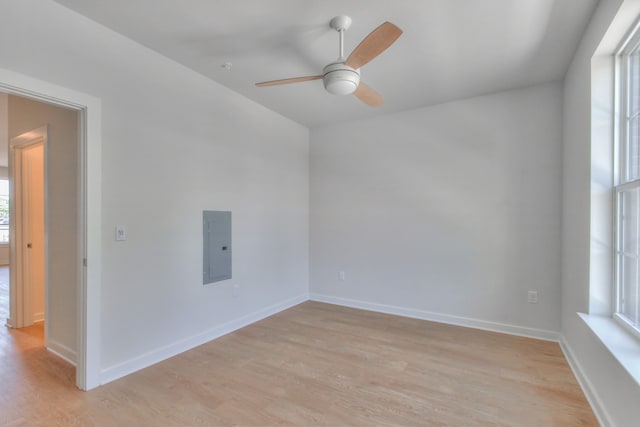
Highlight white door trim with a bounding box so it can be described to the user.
[0,68,102,391]
[9,128,46,330]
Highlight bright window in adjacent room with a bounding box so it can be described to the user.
[0,179,8,244]
[616,28,640,338]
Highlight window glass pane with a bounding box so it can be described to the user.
[620,254,639,323]
[629,48,640,117]
[628,47,640,182]
[629,117,640,181]
[616,187,640,332]
[620,188,639,254]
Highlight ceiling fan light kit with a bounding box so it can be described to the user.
[255,15,402,107]
[322,63,360,95]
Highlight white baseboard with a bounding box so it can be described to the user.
[309,293,561,342]
[100,293,308,385]
[559,336,612,427]
[33,312,44,323]
[47,339,77,366]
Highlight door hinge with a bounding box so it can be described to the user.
[83,258,87,267]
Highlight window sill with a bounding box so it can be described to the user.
[579,312,640,387]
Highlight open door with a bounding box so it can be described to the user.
[8,126,46,330]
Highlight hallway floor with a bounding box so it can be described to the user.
[0,264,77,425]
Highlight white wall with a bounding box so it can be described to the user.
[0,0,309,381]
[8,95,79,354]
[562,0,640,426]
[310,82,563,335]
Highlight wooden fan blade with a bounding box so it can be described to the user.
[255,75,322,87]
[345,22,402,70]
[353,82,384,107]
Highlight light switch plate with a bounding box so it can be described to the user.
[115,225,126,241]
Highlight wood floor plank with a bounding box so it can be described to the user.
[0,301,598,426]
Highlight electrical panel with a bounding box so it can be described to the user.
[203,211,232,284]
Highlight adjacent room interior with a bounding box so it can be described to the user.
[1,0,639,426]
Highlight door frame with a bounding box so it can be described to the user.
[0,68,102,391]
[9,128,46,330]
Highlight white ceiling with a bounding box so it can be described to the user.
[53,0,598,128]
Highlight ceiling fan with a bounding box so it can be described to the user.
[255,16,402,107]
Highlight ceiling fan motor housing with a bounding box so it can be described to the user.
[322,62,360,95]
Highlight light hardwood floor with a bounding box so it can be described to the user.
[0,301,597,426]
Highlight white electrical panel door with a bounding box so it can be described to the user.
[203,211,232,284]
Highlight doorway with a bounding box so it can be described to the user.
[0,69,102,391]
[0,90,87,387]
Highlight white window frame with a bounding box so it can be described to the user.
[615,26,640,340]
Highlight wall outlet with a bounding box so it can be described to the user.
[339,271,346,281]
[527,290,538,304]
[115,225,126,241]
[233,284,239,298]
